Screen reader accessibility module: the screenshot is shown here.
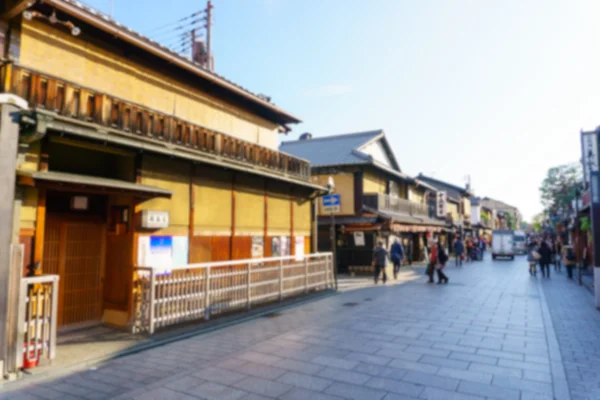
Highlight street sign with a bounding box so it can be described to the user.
[581,129,599,186]
[590,171,600,308]
[322,194,341,213]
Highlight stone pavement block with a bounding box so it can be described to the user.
[436,367,492,384]
[497,359,551,373]
[377,348,423,362]
[233,361,287,380]
[523,370,552,383]
[193,367,248,385]
[449,351,497,365]
[468,362,523,378]
[277,371,333,391]
[132,387,199,400]
[432,343,477,354]
[345,351,392,366]
[216,358,249,371]
[325,381,387,400]
[525,355,550,365]
[236,351,282,366]
[273,358,325,375]
[185,382,247,400]
[312,355,359,370]
[239,393,273,400]
[405,346,450,358]
[491,375,553,395]
[164,376,206,391]
[476,348,523,361]
[365,376,423,397]
[389,359,438,374]
[352,363,409,380]
[458,380,520,400]
[279,387,344,400]
[402,370,459,391]
[519,391,554,400]
[419,355,469,370]
[232,376,292,398]
[419,386,486,400]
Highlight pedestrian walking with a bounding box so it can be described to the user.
[426,241,437,284]
[453,237,464,267]
[436,243,449,284]
[538,240,552,278]
[391,239,404,280]
[406,239,413,265]
[466,239,473,263]
[554,239,562,272]
[372,241,388,284]
[564,245,576,279]
[527,242,539,276]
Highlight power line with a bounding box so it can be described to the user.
[145,10,204,34]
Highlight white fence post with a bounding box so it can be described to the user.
[247,262,252,311]
[49,277,58,359]
[148,269,156,335]
[279,259,283,302]
[204,267,211,321]
[304,256,309,293]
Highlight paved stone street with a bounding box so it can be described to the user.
[3,255,600,400]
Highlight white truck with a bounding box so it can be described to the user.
[513,231,526,255]
[492,230,515,260]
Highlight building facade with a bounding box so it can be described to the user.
[281,131,445,274]
[0,0,327,366]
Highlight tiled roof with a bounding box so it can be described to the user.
[417,175,466,202]
[46,0,300,124]
[280,130,383,167]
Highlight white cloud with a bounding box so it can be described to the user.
[303,84,353,98]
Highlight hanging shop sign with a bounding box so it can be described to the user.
[581,129,599,185]
[140,210,170,229]
[436,191,447,218]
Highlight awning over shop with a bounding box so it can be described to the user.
[17,170,173,198]
[368,208,448,233]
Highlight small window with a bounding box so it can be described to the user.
[55,85,65,112]
[148,115,155,135]
[157,118,165,138]
[39,80,48,107]
[123,108,131,131]
[175,123,182,143]
[19,74,31,100]
[135,112,142,133]
[72,90,80,117]
[86,94,95,120]
[110,103,119,126]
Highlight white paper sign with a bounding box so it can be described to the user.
[354,231,365,246]
[295,236,305,260]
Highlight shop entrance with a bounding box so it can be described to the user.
[43,192,107,330]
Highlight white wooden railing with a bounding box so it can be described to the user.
[16,275,59,369]
[132,253,335,334]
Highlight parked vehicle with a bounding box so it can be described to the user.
[513,231,526,255]
[492,230,515,260]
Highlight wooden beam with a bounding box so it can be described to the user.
[230,172,236,259]
[33,188,46,268]
[263,180,268,256]
[1,0,35,21]
[188,163,194,262]
[290,187,294,255]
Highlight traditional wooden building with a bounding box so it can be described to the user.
[280,131,446,274]
[0,0,327,343]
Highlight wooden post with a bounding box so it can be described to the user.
[0,101,26,377]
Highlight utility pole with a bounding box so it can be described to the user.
[205,0,213,71]
[190,28,195,60]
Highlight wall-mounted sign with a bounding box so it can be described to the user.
[295,236,305,260]
[581,130,599,185]
[137,235,189,273]
[322,194,341,213]
[436,192,447,218]
[71,196,89,210]
[252,236,264,258]
[354,231,365,246]
[141,210,170,229]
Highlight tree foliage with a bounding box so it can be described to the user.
[539,163,582,215]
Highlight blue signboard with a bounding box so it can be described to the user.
[323,194,340,206]
[322,194,341,212]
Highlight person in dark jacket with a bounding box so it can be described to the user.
[372,241,388,284]
[390,239,404,280]
[436,242,449,284]
[538,240,552,278]
[453,238,464,267]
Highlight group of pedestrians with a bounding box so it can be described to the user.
[526,236,576,279]
[453,236,487,266]
[372,239,406,284]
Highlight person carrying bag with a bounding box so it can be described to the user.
[436,243,449,284]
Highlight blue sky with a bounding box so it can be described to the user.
[87,0,600,221]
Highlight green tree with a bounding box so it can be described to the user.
[539,163,582,216]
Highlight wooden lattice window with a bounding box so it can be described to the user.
[72,90,80,117]
[135,111,142,133]
[123,108,131,131]
[86,94,95,120]
[55,85,65,112]
[110,102,119,126]
[148,115,154,135]
[39,80,48,107]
